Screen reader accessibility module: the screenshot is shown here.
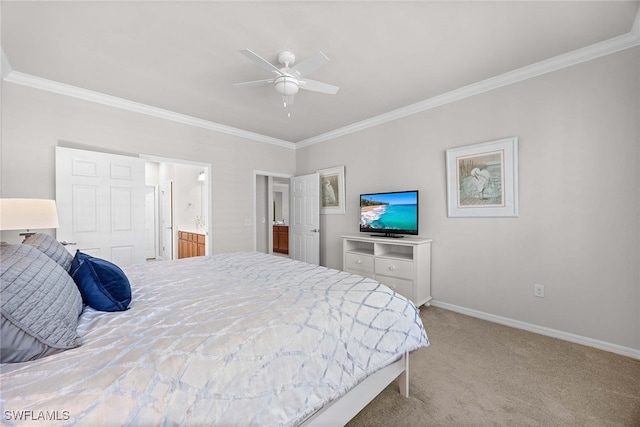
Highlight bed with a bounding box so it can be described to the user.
[1,238,429,426]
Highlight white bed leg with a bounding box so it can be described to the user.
[398,352,409,397]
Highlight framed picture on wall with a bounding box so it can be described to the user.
[446,137,519,217]
[317,165,346,214]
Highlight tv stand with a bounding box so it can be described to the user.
[373,233,405,238]
[342,235,432,307]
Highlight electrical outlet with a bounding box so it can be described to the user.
[534,284,545,298]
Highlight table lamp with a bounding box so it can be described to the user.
[0,198,60,239]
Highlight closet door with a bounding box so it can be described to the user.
[56,146,146,267]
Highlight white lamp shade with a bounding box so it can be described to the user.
[0,199,60,231]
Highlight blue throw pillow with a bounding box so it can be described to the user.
[70,251,131,312]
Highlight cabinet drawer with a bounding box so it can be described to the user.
[345,252,374,274]
[377,276,413,300]
[375,257,413,280]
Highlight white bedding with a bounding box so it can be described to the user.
[1,252,429,426]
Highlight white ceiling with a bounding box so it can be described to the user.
[2,1,639,145]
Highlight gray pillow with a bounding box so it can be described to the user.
[0,244,83,363]
[23,232,73,272]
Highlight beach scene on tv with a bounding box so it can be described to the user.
[360,192,418,232]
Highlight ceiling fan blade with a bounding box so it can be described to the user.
[239,49,283,77]
[298,78,339,95]
[290,51,329,78]
[233,79,274,87]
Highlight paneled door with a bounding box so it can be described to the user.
[290,173,320,265]
[55,147,146,267]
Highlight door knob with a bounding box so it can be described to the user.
[310,229,320,233]
[60,240,77,246]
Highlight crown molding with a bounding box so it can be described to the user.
[2,71,297,150]
[297,26,640,148]
[3,10,639,150]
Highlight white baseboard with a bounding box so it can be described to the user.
[429,300,640,360]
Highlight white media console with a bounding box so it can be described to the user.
[342,235,432,307]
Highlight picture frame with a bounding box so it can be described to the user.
[317,165,346,214]
[446,137,519,217]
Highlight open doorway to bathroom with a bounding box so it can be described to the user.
[254,171,291,257]
[144,155,211,261]
[272,177,290,256]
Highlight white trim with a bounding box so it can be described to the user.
[140,153,211,168]
[430,300,640,360]
[3,71,296,150]
[2,20,639,148]
[297,29,640,147]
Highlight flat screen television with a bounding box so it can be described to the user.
[360,190,419,238]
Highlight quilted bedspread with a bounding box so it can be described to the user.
[1,252,429,426]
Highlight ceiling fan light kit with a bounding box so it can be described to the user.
[234,49,339,116]
[274,76,299,97]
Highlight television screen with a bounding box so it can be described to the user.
[360,190,419,237]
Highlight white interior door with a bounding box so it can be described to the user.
[55,146,146,267]
[290,173,320,265]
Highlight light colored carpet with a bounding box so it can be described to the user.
[346,306,640,426]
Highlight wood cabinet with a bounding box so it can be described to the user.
[273,225,289,254]
[342,235,432,307]
[178,231,205,259]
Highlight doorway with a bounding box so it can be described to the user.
[143,155,211,261]
[272,177,290,256]
[54,146,210,264]
[254,171,291,256]
[254,171,320,265]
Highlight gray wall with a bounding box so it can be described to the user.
[1,47,637,353]
[296,48,640,352]
[0,83,297,253]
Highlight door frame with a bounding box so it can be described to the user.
[253,170,293,253]
[145,184,160,260]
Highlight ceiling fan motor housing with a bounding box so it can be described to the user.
[278,51,296,67]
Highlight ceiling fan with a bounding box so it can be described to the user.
[233,49,339,115]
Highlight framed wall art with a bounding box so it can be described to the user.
[317,165,346,214]
[446,137,519,217]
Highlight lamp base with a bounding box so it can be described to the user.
[19,231,36,242]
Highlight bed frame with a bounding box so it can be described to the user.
[301,352,409,426]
